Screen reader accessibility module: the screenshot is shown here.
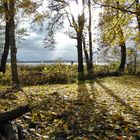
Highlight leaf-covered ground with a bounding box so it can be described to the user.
[0,75,140,139]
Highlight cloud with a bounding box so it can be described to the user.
[17,29,77,61]
[16,1,101,62]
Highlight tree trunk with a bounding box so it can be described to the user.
[116,2,126,75]
[118,26,126,74]
[0,105,30,124]
[88,0,93,70]
[0,1,10,73]
[76,13,84,74]
[118,42,126,74]
[136,0,140,31]
[134,49,137,74]
[0,105,31,140]
[77,32,84,73]
[9,0,20,88]
[83,36,90,71]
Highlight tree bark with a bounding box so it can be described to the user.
[0,1,10,73]
[116,2,126,74]
[118,26,126,74]
[9,0,20,88]
[88,0,93,70]
[83,36,90,71]
[118,43,126,74]
[134,49,137,74]
[76,14,84,74]
[77,31,84,73]
[136,0,140,31]
[0,105,30,124]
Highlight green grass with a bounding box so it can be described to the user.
[0,76,140,139]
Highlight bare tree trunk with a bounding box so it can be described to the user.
[134,0,140,73]
[118,26,126,74]
[0,105,30,124]
[116,2,126,75]
[77,32,84,73]
[76,14,84,74]
[88,0,93,71]
[0,1,10,73]
[9,0,20,88]
[83,36,90,71]
[136,0,140,31]
[134,48,137,74]
[118,43,126,74]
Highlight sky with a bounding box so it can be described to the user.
[17,31,77,61]
[17,1,100,61]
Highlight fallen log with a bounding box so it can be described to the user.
[0,104,31,124]
[0,88,21,98]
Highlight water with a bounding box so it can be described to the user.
[17,62,76,65]
[17,62,109,65]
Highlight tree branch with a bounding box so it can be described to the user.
[0,105,31,123]
[93,0,138,15]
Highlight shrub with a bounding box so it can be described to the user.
[0,65,11,85]
[43,63,77,84]
[1,62,139,86]
[9,63,78,85]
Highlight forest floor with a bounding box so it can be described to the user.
[0,75,140,139]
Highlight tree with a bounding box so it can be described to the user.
[88,0,93,71]
[0,0,20,88]
[93,0,140,74]
[76,13,85,73]
[0,25,5,56]
[82,35,90,71]
[0,0,40,88]
[46,0,85,74]
[9,0,20,88]
[0,1,10,73]
[98,0,132,74]
[117,25,126,74]
[46,0,96,76]
[116,1,126,74]
[68,0,95,74]
[136,0,140,31]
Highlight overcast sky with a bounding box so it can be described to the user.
[17,30,77,61]
[16,1,100,61]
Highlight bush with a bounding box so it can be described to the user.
[1,62,139,86]
[43,63,77,84]
[0,65,11,85]
[0,72,11,85]
[0,63,78,86]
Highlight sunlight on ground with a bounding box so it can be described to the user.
[1,76,140,139]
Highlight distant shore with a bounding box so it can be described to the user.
[6,60,109,65]
[17,60,77,63]
[16,62,109,65]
